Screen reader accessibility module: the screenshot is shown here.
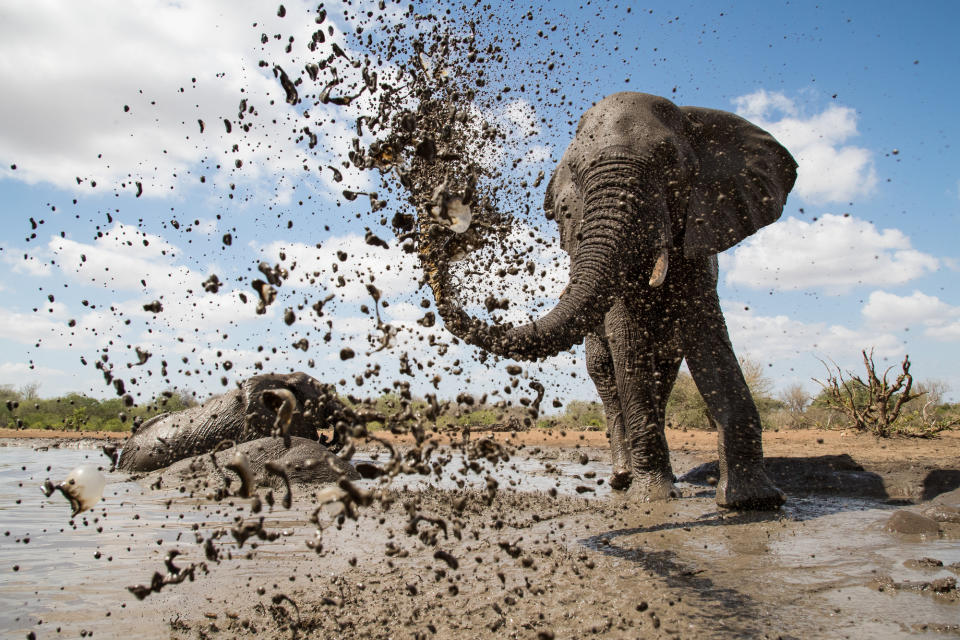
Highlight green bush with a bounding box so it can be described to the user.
[0,384,197,432]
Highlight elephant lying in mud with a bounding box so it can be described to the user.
[118,372,367,473]
[422,92,797,510]
[154,436,359,501]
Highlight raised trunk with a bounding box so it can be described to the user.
[422,153,663,361]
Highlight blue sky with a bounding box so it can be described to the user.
[0,0,958,408]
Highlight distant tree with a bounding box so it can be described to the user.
[666,372,713,430]
[738,357,775,400]
[667,359,781,430]
[157,387,198,411]
[778,383,812,428]
[563,400,604,430]
[911,379,949,408]
[19,382,40,400]
[780,384,812,414]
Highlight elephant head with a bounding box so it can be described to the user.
[422,92,797,360]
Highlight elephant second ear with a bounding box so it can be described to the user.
[680,107,798,257]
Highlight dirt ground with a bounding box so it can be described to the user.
[6,427,960,639]
[5,424,959,461]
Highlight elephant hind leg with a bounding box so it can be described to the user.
[680,265,784,510]
[585,331,631,490]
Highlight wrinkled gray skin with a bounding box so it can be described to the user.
[155,436,360,494]
[430,92,797,510]
[118,372,351,472]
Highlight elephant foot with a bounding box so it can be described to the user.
[716,468,785,510]
[626,473,680,503]
[608,469,632,491]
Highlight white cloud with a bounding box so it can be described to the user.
[447,220,568,325]
[863,290,960,341]
[0,224,260,352]
[0,305,114,351]
[732,91,798,120]
[732,90,877,204]
[260,233,422,305]
[49,223,192,291]
[0,362,67,388]
[1,249,52,277]
[0,1,370,200]
[723,303,903,364]
[460,99,552,176]
[928,323,960,341]
[722,214,939,293]
[384,302,426,322]
[500,99,541,138]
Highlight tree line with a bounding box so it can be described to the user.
[0,383,197,432]
[2,354,956,437]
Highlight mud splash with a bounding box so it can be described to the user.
[5,438,960,639]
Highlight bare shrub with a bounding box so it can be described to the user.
[813,349,954,437]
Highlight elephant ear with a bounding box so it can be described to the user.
[680,106,798,257]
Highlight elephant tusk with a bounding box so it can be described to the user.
[262,388,298,448]
[648,248,669,288]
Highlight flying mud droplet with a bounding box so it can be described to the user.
[42,464,106,516]
[262,387,297,448]
[252,280,277,314]
[430,185,473,233]
[202,274,222,293]
[274,65,299,105]
[225,450,255,498]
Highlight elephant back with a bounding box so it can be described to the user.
[680,106,798,256]
[117,391,247,471]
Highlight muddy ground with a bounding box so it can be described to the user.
[6,428,960,639]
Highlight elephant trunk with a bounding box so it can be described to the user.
[425,153,666,361]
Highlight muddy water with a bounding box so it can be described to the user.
[2,442,959,639]
[583,494,960,638]
[0,442,608,636]
[0,443,308,636]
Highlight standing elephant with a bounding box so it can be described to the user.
[422,92,797,510]
[117,372,356,472]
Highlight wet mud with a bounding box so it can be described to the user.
[160,448,960,640]
[7,432,959,639]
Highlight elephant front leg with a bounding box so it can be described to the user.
[683,288,785,510]
[606,303,679,503]
[585,332,631,490]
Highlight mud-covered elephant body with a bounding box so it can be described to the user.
[153,436,360,497]
[117,373,352,472]
[426,93,797,509]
